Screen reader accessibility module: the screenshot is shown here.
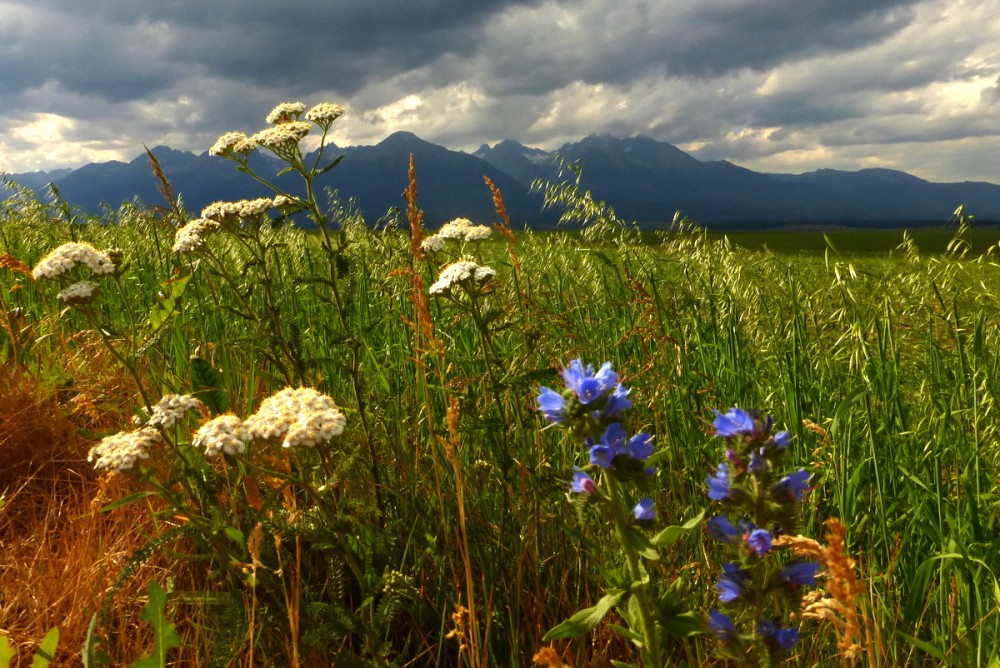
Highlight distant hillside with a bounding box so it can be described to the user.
[7,134,1000,228]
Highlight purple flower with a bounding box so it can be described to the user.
[773,430,790,449]
[712,408,757,437]
[706,463,731,500]
[745,528,773,556]
[773,469,811,502]
[781,560,820,587]
[602,384,632,418]
[562,359,617,404]
[633,498,656,521]
[716,563,751,602]
[707,516,741,543]
[626,433,654,460]
[536,387,566,423]
[708,610,737,643]
[589,444,615,468]
[570,470,596,494]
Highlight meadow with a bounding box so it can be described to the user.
[1,104,998,667]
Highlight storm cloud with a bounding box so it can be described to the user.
[1,0,998,182]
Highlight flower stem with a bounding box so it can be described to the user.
[607,477,662,667]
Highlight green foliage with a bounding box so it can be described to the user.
[129,582,180,668]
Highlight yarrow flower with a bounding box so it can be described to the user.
[428,257,495,296]
[87,427,162,472]
[173,218,220,253]
[266,101,306,124]
[194,414,250,457]
[147,394,204,429]
[57,280,99,305]
[305,102,346,125]
[244,387,346,449]
[419,235,446,254]
[32,242,116,280]
[435,217,492,242]
[209,131,256,156]
[201,198,274,224]
[252,122,312,150]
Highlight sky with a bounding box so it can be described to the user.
[1,0,999,183]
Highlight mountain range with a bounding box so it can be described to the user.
[5,133,1000,229]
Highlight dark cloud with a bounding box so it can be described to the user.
[0,0,998,183]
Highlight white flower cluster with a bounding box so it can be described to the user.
[172,218,220,253]
[273,194,303,210]
[32,242,116,280]
[266,102,306,124]
[148,394,205,429]
[201,198,274,223]
[244,387,346,449]
[251,122,312,150]
[209,131,256,156]
[305,103,346,125]
[436,217,492,241]
[57,280,99,305]
[87,427,162,472]
[429,257,496,296]
[419,235,445,254]
[193,414,250,457]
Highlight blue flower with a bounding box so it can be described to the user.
[757,619,776,639]
[562,359,617,404]
[707,516,741,543]
[599,423,628,453]
[570,470,596,494]
[774,626,800,650]
[536,387,566,423]
[745,528,773,556]
[626,433,654,460]
[747,448,765,473]
[773,430,790,449]
[589,444,615,468]
[773,469,811,502]
[633,498,656,521]
[716,563,751,602]
[781,560,820,587]
[708,610,737,643]
[602,384,632,418]
[712,408,757,437]
[706,463,731,500]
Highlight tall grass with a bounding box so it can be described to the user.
[1,162,998,666]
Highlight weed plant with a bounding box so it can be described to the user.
[0,103,998,666]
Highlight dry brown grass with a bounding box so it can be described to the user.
[0,342,199,665]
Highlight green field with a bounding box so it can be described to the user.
[2,153,999,667]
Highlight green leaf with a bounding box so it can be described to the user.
[81,613,112,668]
[605,624,643,642]
[542,589,626,640]
[660,612,705,637]
[31,627,59,668]
[652,509,705,548]
[0,635,17,668]
[128,582,180,668]
[223,526,245,544]
[896,632,955,665]
[623,526,660,560]
[190,356,229,415]
[148,274,192,331]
